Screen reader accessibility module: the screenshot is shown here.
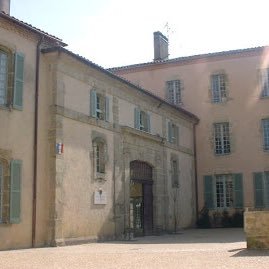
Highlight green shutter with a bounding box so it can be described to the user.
[90,90,97,117]
[204,175,214,209]
[10,160,22,223]
[168,121,172,142]
[175,125,179,145]
[233,173,244,208]
[105,96,109,122]
[264,173,269,207]
[134,107,140,129]
[146,112,151,133]
[254,172,264,208]
[13,53,24,110]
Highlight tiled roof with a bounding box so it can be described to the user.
[0,11,67,46]
[108,46,267,72]
[42,46,199,122]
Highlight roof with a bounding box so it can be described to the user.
[0,11,67,46]
[42,46,199,122]
[108,46,267,72]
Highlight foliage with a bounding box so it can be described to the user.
[196,207,211,228]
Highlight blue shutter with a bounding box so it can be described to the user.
[233,173,244,208]
[134,107,140,129]
[13,53,24,110]
[10,160,22,223]
[204,175,214,209]
[254,172,264,208]
[90,90,97,117]
[105,96,110,122]
[146,112,151,133]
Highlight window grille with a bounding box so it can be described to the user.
[214,122,230,155]
[211,74,226,103]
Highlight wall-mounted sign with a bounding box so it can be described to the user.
[94,190,107,205]
[56,143,64,155]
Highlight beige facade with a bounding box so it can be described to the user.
[0,13,198,250]
[111,40,269,218]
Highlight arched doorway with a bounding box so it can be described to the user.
[130,161,153,236]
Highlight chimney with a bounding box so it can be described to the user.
[153,31,169,61]
[0,0,10,15]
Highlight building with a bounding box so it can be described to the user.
[0,2,198,250]
[110,32,269,222]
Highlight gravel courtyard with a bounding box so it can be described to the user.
[1,228,269,269]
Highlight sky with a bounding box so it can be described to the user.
[10,0,269,68]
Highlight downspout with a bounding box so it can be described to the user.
[32,35,44,248]
[193,122,199,223]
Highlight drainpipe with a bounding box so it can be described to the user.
[32,35,44,248]
[193,122,199,223]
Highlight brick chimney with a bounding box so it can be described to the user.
[154,31,169,61]
[0,0,10,14]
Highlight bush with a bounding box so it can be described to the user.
[196,207,211,228]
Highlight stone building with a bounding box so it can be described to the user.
[110,32,269,219]
[0,3,198,250]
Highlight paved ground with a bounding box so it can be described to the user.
[1,228,269,269]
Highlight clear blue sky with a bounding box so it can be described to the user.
[11,0,269,68]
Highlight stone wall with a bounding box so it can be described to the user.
[244,210,269,249]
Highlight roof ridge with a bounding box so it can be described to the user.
[108,46,268,71]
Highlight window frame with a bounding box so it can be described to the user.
[166,80,181,106]
[260,68,269,98]
[215,174,234,209]
[134,108,151,133]
[211,74,227,103]
[262,118,269,151]
[213,122,231,155]
[92,137,107,180]
[171,158,179,188]
[0,50,8,107]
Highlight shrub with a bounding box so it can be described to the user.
[196,207,211,228]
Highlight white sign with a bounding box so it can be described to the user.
[94,191,107,205]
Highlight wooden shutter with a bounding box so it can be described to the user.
[233,173,244,208]
[146,112,151,133]
[204,175,214,209]
[254,172,264,208]
[90,90,97,117]
[10,160,22,223]
[175,125,179,145]
[13,53,24,110]
[105,96,110,122]
[134,107,140,129]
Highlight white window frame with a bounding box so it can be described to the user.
[214,122,231,155]
[261,69,269,98]
[215,174,233,209]
[166,80,181,105]
[0,51,8,106]
[211,74,227,103]
[262,119,269,151]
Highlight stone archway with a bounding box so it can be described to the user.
[130,161,153,236]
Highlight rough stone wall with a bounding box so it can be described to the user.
[244,210,269,249]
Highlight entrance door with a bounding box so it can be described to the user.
[130,161,153,236]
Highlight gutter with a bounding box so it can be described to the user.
[32,35,44,247]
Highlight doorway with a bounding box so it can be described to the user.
[130,161,153,236]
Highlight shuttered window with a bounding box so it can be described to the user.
[134,108,151,133]
[260,68,269,97]
[0,49,24,110]
[90,90,110,122]
[262,119,269,151]
[166,80,181,105]
[167,120,179,145]
[254,172,269,208]
[171,159,179,188]
[204,173,243,209]
[10,160,22,223]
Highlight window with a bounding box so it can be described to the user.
[90,90,109,121]
[0,159,22,224]
[211,74,227,103]
[260,69,269,97]
[214,122,230,155]
[92,138,107,178]
[134,108,151,133]
[253,172,269,208]
[262,119,269,151]
[204,174,243,209]
[167,121,179,145]
[0,48,24,110]
[166,80,181,105]
[171,159,179,188]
